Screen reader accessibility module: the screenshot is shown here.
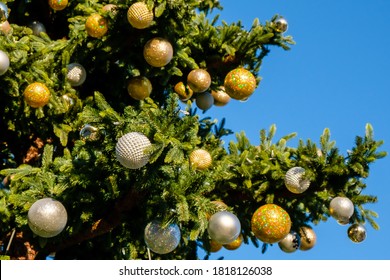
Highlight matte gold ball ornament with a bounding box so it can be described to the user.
[143,37,173,67]
[298,226,317,251]
[85,14,108,38]
[189,149,212,170]
[211,86,231,106]
[187,69,211,93]
[284,167,310,194]
[347,224,366,243]
[224,68,257,100]
[115,132,152,169]
[127,76,152,100]
[127,2,154,29]
[48,0,68,11]
[23,82,51,108]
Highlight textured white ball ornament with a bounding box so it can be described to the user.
[207,211,241,244]
[67,63,87,87]
[115,132,152,169]
[144,220,181,254]
[284,167,310,194]
[0,50,10,75]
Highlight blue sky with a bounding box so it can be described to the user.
[198,0,390,260]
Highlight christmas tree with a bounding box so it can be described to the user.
[0,0,386,260]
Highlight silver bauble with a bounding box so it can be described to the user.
[0,2,9,23]
[274,17,288,33]
[115,132,151,169]
[278,231,301,253]
[28,198,68,238]
[66,63,87,87]
[0,50,10,76]
[195,92,214,111]
[284,167,310,194]
[144,220,181,254]
[80,124,99,141]
[329,197,354,222]
[207,211,241,244]
[28,21,47,36]
[348,224,366,243]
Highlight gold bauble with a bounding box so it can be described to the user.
[206,200,229,220]
[85,14,108,38]
[174,81,193,101]
[189,149,212,170]
[298,226,317,251]
[224,68,257,100]
[211,86,231,106]
[127,2,154,29]
[209,239,223,253]
[127,76,152,100]
[143,37,173,67]
[48,0,68,11]
[187,69,211,93]
[223,234,243,250]
[23,82,51,108]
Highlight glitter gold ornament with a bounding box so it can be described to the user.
[208,211,241,244]
[195,92,214,111]
[278,231,301,253]
[127,2,154,29]
[187,69,211,93]
[251,204,291,244]
[143,37,173,67]
[85,14,108,38]
[48,0,68,11]
[115,132,152,169]
[23,82,51,108]
[298,226,316,251]
[223,234,243,250]
[284,167,310,194]
[28,198,68,238]
[0,50,10,75]
[67,63,87,87]
[127,76,152,100]
[211,86,231,106]
[329,196,354,222]
[144,220,181,254]
[189,149,212,170]
[274,17,288,33]
[174,81,193,101]
[208,239,223,252]
[347,224,366,243]
[224,68,257,100]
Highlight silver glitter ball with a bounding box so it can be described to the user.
[278,231,301,253]
[115,132,151,169]
[348,224,366,243]
[28,198,68,238]
[144,220,181,254]
[329,196,354,222]
[284,167,310,194]
[80,124,99,141]
[0,50,10,76]
[0,2,9,23]
[66,63,87,87]
[207,211,241,244]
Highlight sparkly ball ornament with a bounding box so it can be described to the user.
[211,86,231,106]
[115,132,152,169]
[143,37,173,67]
[274,17,288,33]
[187,69,211,93]
[144,220,181,254]
[223,234,243,250]
[278,231,301,253]
[298,226,317,251]
[251,204,291,244]
[85,14,108,38]
[28,21,47,36]
[67,63,87,87]
[189,149,212,170]
[0,50,10,75]
[208,211,241,244]
[48,0,68,11]
[127,2,154,29]
[348,224,366,243]
[284,167,310,194]
[224,68,257,100]
[196,92,214,110]
[174,81,193,101]
[329,197,354,223]
[28,198,68,238]
[0,2,9,23]
[24,82,51,108]
[127,76,152,100]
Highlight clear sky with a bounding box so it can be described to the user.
[198,0,390,260]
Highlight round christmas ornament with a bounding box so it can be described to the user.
[329,196,354,222]
[27,198,68,238]
[0,50,10,75]
[206,200,229,220]
[144,220,181,254]
[211,86,231,106]
[28,21,47,36]
[0,2,9,23]
[174,81,193,101]
[207,211,241,244]
[347,224,366,243]
[127,2,154,29]
[223,234,243,250]
[23,82,51,108]
[102,4,117,14]
[48,0,68,11]
[189,149,212,170]
[251,204,291,244]
[284,167,310,194]
[187,69,211,93]
[127,76,152,100]
[85,14,108,38]
[0,20,11,34]
[143,37,173,67]
[224,68,256,100]
[195,92,214,111]
[208,239,223,253]
[80,124,99,141]
[278,231,301,253]
[115,132,152,169]
[298,226,316,251]
[66,63,87,87]
[274,17,288,33]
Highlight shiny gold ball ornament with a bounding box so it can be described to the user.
[174,82,193,101]
[284,167,311,194]
[127,76,152,100]
[196,92,214,111]
[85,14,108,38]
[127,2,154,29]
[48,0,68,11]
[144,220,181,254]
[224,68,257,100]
[28,198,68,238]
[208,239,223,252]
[274,17,288,33]
[211,86,231,106]
[187,69,211,93]
[278,231,301,253]
[347,224,366,243]
[251,204,291,244]
[143,37,173,67]
[207,211,241,244]
[67,63,87,87]
[115,132,152,169]
[298,226,317,251]
[189,149,212,170]
[23,82,51,108]
[223,234,243,250]
[329,196,354,223]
